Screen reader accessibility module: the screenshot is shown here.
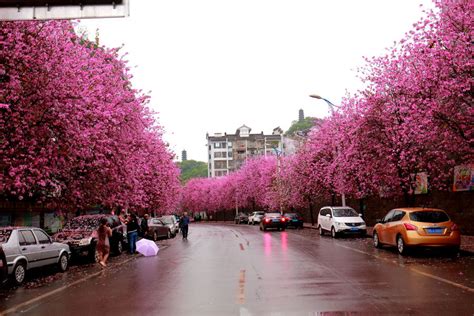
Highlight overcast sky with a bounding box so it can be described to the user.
[79,0,433,162]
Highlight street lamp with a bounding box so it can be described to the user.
[309,94,341,113]
[272,146,284,214]
[309,94,346,207]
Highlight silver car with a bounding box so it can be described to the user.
[0,227,71,285]
[158,215,179,237]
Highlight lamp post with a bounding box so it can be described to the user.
[309,94,346,207]
[272,146,284,214]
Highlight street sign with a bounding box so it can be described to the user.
[0,0,129,20]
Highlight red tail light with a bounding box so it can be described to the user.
[451,224,459,231]
[404,223,418,231]
[264,218,270,223]
[281,218,286,222]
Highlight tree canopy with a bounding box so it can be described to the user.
[178,160,208,183]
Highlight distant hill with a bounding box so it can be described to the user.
[178,160,208,183]
[285,117,322,136]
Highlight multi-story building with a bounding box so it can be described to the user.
[206,125,284,177]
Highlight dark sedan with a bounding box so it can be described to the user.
[234,212,249,224]
[284,213,304,229]
[148,218,174,240]
[260,213,287,231]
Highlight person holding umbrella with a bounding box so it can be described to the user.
[180,212,190,240]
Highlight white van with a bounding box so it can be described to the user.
[317,206,367,238]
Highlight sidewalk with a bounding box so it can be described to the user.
[303,223,474,253]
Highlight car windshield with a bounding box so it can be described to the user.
[160,217,174,224]
[266,213,281,217]
[409,211,450,223]
[0,229,12,243]
[333,208,359,217]
[285,213,297,218]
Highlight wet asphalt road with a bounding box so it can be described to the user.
[1,223,474,315]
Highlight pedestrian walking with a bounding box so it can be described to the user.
[97,217,112,267]
[180,212,190,240]
[127,213,140,254]
[140,213,149,238]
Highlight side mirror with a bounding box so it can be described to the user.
[359,213,363,217]
[325,214,331,218]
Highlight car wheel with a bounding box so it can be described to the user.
[319,225,324,236]
[259,225,262,231]
[397,235,407,255]
[12,262,26,285]
[115,240,123,254]
[373,231,382,248]
[331,226,338,239]
[448,246,460,256]
[58,253,69,272]
[167,230,172,239]
[88,244,100,263]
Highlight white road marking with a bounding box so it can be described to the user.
[334,243,474,293]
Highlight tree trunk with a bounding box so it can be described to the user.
[309,199,315,226]
[359,198,365,217]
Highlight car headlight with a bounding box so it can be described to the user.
[336,222,345,227]
[78,238,92,246]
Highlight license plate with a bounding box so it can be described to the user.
[427,228,443,234]
[292,220,298,222]
[272,219,279,222]
[350,227,358,231]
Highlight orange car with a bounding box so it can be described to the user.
[373,208,461,255]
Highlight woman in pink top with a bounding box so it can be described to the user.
[97,217,112,267]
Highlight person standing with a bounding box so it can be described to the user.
[140,214,149,238]
[97,217,112,267]
[127,213,139,254]
[180,212,190,240]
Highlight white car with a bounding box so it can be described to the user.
[248,211,265,225]
[317,206,367,238]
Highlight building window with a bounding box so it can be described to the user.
[228,142,233,148]
[215,161,227,169]
[228,151,233,158]
[214,152,227,158]
[220,142,227,148]
[214,142,221,148]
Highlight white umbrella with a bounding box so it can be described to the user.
[136,238,159,256]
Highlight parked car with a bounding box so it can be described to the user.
[1,227,71,285]
[234,213,249,224]
[373,208,461,255]
[148,218,174,240]
[248,211,265,225]
[283,213,304,229]
[54,214,127,263]
[0,238,8,286]
[260,213,287,231]
[158,215,180,236]
[318,206,367,238]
